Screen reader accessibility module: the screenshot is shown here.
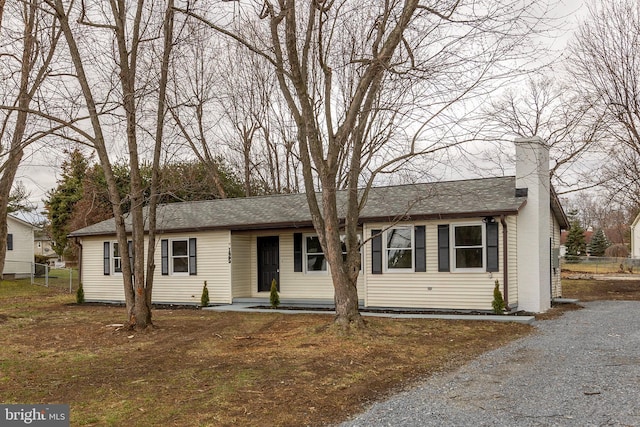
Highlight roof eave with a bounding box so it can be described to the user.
[359,209,522,224]
[69,208,525,237]
[550,186,570,229]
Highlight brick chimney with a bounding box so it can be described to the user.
[515,137,551,313]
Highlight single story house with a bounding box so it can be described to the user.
[3,214,35,279]
[70,137,568,313]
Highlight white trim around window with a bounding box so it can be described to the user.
[451,222,485,272]
[303,234,363,274]
[384,226,414,272]
[170,238,190,275]
[304,234,327,274]
[112,241,123,275]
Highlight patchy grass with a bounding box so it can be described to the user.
[0,280,533,426]
[561,260,637,275]
[562,279,640,302]
[26,268,79,291]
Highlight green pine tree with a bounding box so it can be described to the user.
[76,282,85,304]
[44,149,89,258]
[492,280,505,314]
[565,210,586,261]
[201,281,210,307]
[270,278,280,308]
[589,228,610,257]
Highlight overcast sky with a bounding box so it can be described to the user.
[12,0,588,223]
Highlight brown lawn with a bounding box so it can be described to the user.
[561,278,640,302]
[0,281,534,426]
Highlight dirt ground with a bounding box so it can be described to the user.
[0,285,532,426]
[561,277,640,302]
[1,278,637,426]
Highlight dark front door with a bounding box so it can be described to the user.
[257,236,279,292]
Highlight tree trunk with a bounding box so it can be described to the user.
[0,146,25,277]
[332,269,363,328]
[53,0,139,327]
[326,237,364,328]
[318,180,365,328]
[0,0,38,276]
[145,0,174,320]
[111,0,152,330]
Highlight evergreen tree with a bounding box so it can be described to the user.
[270,279,280,308]
[76,282,85,304]
[201,281,210,307]
[589,228,610,257]
[44,149,89,258]
[492,280,505,314]
[8,182,34,214]
[565,210,587,260]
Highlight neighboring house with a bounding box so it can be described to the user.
[34,231,58,262]
[69,137,568,313]
[4,214,35,279]
[632,214,640,258]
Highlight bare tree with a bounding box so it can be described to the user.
[219,48,305,195]
[476,75,607,190]
[178,0,551,328]
[167,24,229,198]
[0,0,62,276]
[569,0,640,202]
[45,0,176,329]
[561,191,633,246]
[168,34,300,196]
[599,147,640,213]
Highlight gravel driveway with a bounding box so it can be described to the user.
[341,301,640,426]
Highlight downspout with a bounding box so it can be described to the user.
[74,237,82,287]
[500,215,509,309]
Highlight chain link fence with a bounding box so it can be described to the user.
[561,256,640,275]
[2,260,78,292]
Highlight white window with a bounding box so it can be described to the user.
[303,234,362,274]
[452,224,484,271]
[171,239,190,274]
[305,235,326,273]
[385,227,413,271]
[160,238,196,276]
[113,242,123,274]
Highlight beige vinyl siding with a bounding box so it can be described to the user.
[507,215,518,307]
[231,234,251,298]
[4,217,34,276]
[80,230,232,305]
[550,211,562,298]
[364,218,511,310]
[154,230,231,304]
[245,229,363,300]
[79,236,128,302]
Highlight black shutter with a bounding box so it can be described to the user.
[415,225,426,272]
[189,238,197,275]
[6,234,13,251]
[437,225,450,272]
[371,229,382,274]
[293,233,302,272]
[103,241,110,275]
[128,241,133,274]
[486,222,499,272]
[161,239,169,275]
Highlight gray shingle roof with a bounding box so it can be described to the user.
[69,176,530,237]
